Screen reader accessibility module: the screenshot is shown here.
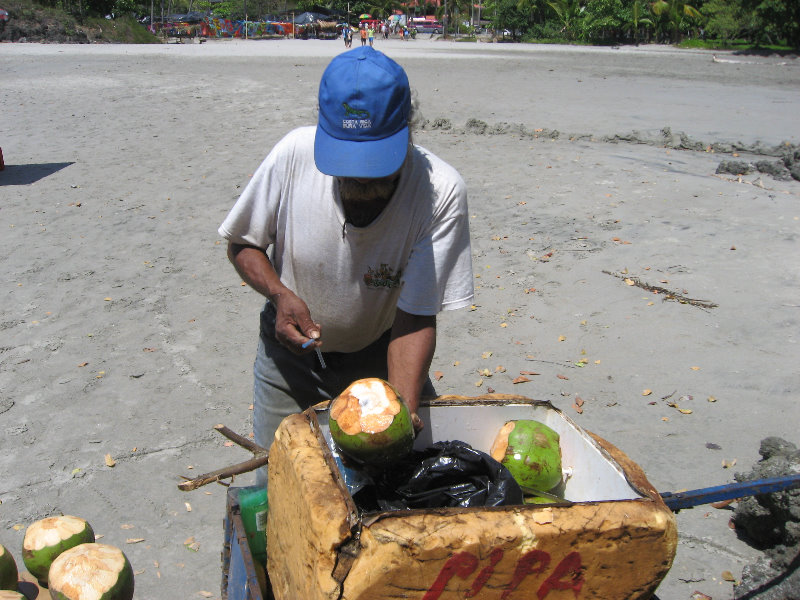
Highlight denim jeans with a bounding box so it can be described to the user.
[253,303,435,484]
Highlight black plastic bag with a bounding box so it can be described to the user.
[352,440,523,512]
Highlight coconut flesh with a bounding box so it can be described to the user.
[0,591,25,599]
[0,544,18,591]
[22,516,95,586]
[490,420,563,493]
[329,378,414,467]
[47,543,133,600]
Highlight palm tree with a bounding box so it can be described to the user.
[442,0,473,33]
[516,0,543,32]
[367,0,396,19]
[650,0,701,43]
[631,0,653,45]
[545,0,583,40]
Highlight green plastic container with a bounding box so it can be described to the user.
[238,485,268,566]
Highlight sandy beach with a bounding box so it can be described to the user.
[1,38,799,599]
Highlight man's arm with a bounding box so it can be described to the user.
[227,242,286,301]
[388,308,436,431]
[227,242,320,351]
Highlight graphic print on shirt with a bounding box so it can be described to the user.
[363,263,402,289]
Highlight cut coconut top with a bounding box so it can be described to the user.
[331,379,402,435]
[489,421,516,462]
[23,516,91,552]
[49,544,128,599]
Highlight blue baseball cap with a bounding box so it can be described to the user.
[315,47,411,179]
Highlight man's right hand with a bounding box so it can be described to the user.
[227,242,320,353]
[271,290,321,354]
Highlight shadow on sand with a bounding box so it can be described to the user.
[0,162,74,186]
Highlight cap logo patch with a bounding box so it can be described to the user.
[342,102,372,129]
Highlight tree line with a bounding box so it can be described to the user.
[25,0,800,47]
[482,0,798,47]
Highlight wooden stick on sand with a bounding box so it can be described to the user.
[177,424,268,491]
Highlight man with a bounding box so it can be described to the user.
[218,47,473,482]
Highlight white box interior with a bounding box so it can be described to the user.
[317,400,643,503]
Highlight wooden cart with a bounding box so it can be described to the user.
[263,394,677,600]
[222,487,272,600]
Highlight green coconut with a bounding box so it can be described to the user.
[0,544,18,591]
[47,543,133,600]
[329,378,414,467]
[22,516,95,586]
[0,591,25,599]
[490,420,562,492]
[523,495,556,505]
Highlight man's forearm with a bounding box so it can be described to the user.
[388,309,436,416]
[228,242,321,349]
[227,242,288,302]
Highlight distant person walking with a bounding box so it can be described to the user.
[367,26,375,47]
[360,25,367,46]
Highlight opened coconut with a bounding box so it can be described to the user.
[329,378,414,467]
[490,420,562,492]
[22,516,95,586]
[48,543,133,600]
[0,544,18,591]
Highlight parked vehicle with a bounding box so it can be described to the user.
[412,19,442,34]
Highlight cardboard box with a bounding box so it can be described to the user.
[267,395,677,599]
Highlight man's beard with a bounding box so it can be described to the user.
[337,177,399,204]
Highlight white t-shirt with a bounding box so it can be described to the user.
[219,126,473,353]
